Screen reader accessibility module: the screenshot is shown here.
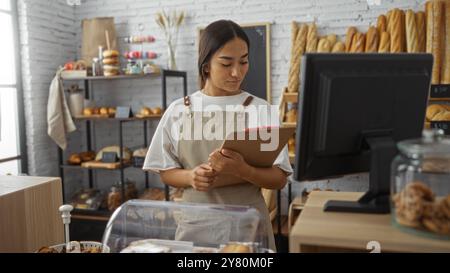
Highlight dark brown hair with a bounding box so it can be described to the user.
[198,20,250,88]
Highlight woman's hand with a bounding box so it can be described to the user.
[208,149,249,177]
[189,163,217,192]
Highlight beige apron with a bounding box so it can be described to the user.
[174,94,276,251]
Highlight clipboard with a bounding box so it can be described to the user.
[220,127,296,168]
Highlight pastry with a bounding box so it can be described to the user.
[378,32,390,53]
[151,107,162,115]
[68,154,82,165]
[365,26,379,53]
[415,11,426,52]
[220,243,251,253]
[99,107,109,116]
[405,9,419,53]
[83,107,94,116]
[102,58,119,65]
[345,26,357,52]
[102,49,119,58]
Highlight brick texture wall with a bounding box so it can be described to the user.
[19,0,425,210]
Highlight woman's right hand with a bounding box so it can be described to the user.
[189,163,217,192]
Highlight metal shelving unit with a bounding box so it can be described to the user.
[58,70,187,219]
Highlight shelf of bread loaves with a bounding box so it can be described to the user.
[75,106,163,121]
[425,103,450,135]
[65,146,149,170]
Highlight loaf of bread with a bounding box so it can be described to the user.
[365,26,379,53]
[350,32,365,53]
[426,104,450,121]
[345,26,357,52]
[317,38,331,53]
[290,21,299,60]
[377,15,387,35]
[331,41,345,53]
[306,23,318,53]
[441,2,450,84]
[390,9,403,53]
[415,11,426,52]
[426,0,444,84]
[405,9,419,53]
[326,34,337,48]
[287,23,308,93]
[68,154,82,165]
[378,32,391,53]
[95,146,132,161]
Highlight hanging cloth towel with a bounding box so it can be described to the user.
[47,68,76,150]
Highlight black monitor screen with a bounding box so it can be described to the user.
[294,54,433,182]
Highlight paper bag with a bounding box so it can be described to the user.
[81,17,118,65]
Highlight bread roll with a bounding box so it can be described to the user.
[151,107,162,115]
[426,104,447,121]
[390,9,403,53]
[350,32,365,53]
[415,11,426,52]
[377,15,387,34]
[306,23,318,53]
[68,154,81,165]
[287,24,308,93]
[441,2,450,84]
[83,107,94,116]
[426,0,444,84]
[345,26,357,52]
[378,32,391,53]
[99,107,108,115]
[405,9,419,53]
[432,111,450,121]
[331,41,345,53]
[317,38,331,53]
[326,34,337,48]
[365,26,379,53]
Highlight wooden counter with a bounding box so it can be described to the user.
[0,176,64,252]
[289,191,450,253]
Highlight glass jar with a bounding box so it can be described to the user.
[391,129,450,239]
[107,186,122,212]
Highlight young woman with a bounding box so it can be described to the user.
[143,20,292,251]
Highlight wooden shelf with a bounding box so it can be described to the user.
[72,208,112,222]
[73,115,162,121]
[62,73,161,81]
[284,92,298,103]
[60,162,132,170]
[429,97,450,102]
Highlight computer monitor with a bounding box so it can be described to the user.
[294,53,433,214]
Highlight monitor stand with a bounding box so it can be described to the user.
[324,135,397,214]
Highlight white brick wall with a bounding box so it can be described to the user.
[19,0,425,209]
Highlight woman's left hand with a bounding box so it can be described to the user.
[208,149,249,176]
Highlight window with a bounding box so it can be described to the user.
[0,0,27,175]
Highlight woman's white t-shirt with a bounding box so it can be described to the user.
[143,90,293,175]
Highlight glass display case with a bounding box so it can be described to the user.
[391,129,450,240]
[102,200,271,253]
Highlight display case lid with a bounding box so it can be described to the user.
[102,199,270,253]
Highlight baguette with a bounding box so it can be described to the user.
[350,32,365,53]
[326,34,337,48]
[317,38,331,53]
[426,0,444,84]
[377,15,387,35]
[331,41,345,53]
[441,2,450,84]
[306,23,318,53]
[400,9,406,52]
[387,9,394,35]
[415,11,426,52]
[405,9,419,53]
[365,26,379,53]
[390,9,403,53]
[287,24,308,93]
[290,21,299,58]
[345,26,357,52]
[378,32,391,53]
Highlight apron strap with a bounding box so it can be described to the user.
[242,95,254,107]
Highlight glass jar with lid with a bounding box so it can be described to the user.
[391,129,450,239]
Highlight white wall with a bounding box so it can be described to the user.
[19,0,425,211]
